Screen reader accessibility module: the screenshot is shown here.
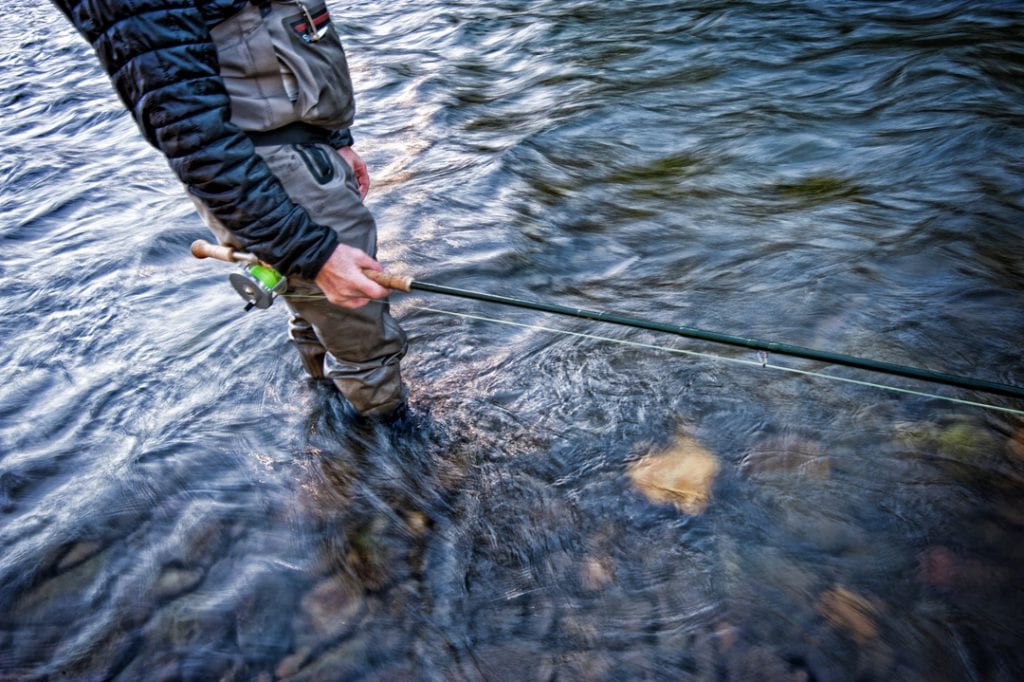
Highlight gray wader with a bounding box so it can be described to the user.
[192,1,408,416]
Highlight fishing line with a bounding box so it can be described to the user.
[402,279,1024,402]
[288,288,1024,413]
[408,304,1024,416]
[288,290,1024,414]
[190,240,1024,413]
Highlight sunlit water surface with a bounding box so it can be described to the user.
[2,1,1023,680]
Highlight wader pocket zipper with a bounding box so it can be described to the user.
[294,143,335,185]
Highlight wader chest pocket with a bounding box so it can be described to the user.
[268,1,355,126]
[209,4,285,129]
[209,1,355,130]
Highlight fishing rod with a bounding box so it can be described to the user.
[191,240,1024,402]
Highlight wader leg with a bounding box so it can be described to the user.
[289,314,327,380]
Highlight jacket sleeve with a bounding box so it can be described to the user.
[54,0,339,279]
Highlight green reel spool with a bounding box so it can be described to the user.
[229,263,287,311]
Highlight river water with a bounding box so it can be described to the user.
[2,1,1023,680]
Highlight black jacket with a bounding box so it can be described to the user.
[52,0,340,279]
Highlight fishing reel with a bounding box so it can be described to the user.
[190,240,287,311]
[229,263,287,311]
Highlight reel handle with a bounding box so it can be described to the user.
[363,269,413,293]
[191,239,259,264]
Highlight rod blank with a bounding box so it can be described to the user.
[402,279,1024,401]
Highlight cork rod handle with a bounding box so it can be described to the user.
[190,239,258,264]
[363,269,413,293]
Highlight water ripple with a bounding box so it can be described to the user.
[1,0,1022,679]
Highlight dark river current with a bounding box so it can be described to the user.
[2,1,1023,680]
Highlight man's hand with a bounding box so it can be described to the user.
[337,146,371,199]
[314,244,389,308]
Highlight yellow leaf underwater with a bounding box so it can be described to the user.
[628,435,720,515]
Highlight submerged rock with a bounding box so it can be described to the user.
[817,585,882,644]
[154,566,204,601]
[627,434,719,515]
[775,175,861,204]
[580,555,615,591]
[56,541,105,572]
[937,422,997,460]
[275,645,313,679]
[297,576,365,640]
[895,417,1003,488]
[917,546,959,588]
[917,545,1016,594]
[1007,427,1024,463]
[894,418,998,462]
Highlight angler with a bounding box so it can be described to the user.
[53,0,408,418]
